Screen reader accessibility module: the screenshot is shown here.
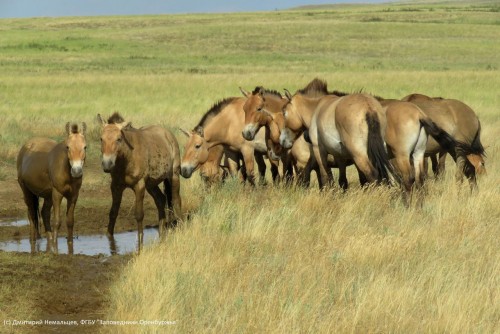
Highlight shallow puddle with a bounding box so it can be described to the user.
[0,219,30,227]
[0,226,159,256]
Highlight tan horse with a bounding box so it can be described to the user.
[97,113,181,248]
[280,82,393,189]
[17,123,87,254]
[401,94,486,189]
[240,86,295,183]
[180,97,277,186]
[381,101,460,203]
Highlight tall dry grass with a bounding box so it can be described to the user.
[105,172,499,333]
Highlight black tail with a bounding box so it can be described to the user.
[419,118,457,152]
[366,113,394,183]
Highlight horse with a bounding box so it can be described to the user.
[180,97,278,186]
[280,83,394,190]
[240,86,295,183]
[381,101,459,204]
[97,113,182,249]
[401,93,486,189]
[17,122,87,254]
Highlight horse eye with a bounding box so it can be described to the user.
[84,146,87,150]
[66,145,69,150]
[117,138,122,143]
[195,144,201,149]
[257,107,262,112]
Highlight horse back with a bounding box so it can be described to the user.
[137,125,181,179]
[17,137,57,198]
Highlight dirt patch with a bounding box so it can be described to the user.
[0,252,131,334]
[0,161,153,333]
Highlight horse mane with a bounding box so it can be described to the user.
[70,123,79,134]
[195,97,237,129]
[107,112,125,124]
[331,88,385,101]
[296,78,329,96]
[252,86,282,98]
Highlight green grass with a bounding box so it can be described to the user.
[0,1,499,333]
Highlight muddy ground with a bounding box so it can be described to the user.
[0,160,170,333]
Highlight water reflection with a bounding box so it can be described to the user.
[0,227,159,256]
[0,219,30,227]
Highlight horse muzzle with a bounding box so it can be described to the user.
[101,155,116,173]
[242,124,258,141]
[181,165,195,179]
[279,131,294,150]
[70,160,84,178]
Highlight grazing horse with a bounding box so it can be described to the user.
[97,113,181,248]
[180,97,277,185]
[17,122,87,253]
[381,101,459,204]
[401,94,486,189]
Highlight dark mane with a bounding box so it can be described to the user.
[70,123,79,134]
[195,97,237,129]
[252,86,282,98]
[296,78,329,97]
[107,112,125,124]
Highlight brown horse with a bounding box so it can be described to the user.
[97,113,181,248]
[180,97,278,186]
[240,86,295,183]
[381,101,459,203]
[17,123,87,253]
[401,93,486,189]
[280,80,393,190]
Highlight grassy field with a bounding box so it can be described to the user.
[0,0,499,333]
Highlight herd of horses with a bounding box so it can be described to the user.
[16,78,486,253]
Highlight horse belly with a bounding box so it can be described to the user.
[19,155,52,198]
[319,130,346,157]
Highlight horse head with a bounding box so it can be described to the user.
[97,113,133,173]
[179,127,210,178]
[65,122,87,178]
[240,86,275,141]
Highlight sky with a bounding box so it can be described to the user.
[0,0,389,19]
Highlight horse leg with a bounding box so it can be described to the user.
[355,165,368,187]
[336,158,349,191]
[108,181,124,237]
[282,153,294,185]
[437,151,447,176]
[20,185,40,246]
[430,154,439,177]
[312,145,333,190]
[133,180,146,251]
[164,172,182,229]
[241,146,256,186]
[51,191,63,253]
[147,183,167,235]
[254,152,267,185]
[394,154,414,207]
[65,196,78,255]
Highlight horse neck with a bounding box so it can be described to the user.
[296,95,323,128]
[203,99,245,147]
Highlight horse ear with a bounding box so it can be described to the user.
[123,122,132,130]
[284,89,292,101]
[65,122,71,135]
[179,128,191,137]
[194,126,204,138]
[81,122,87,135]
[239,87,250,98]
[96,113,107,126]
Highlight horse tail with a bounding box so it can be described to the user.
[419,117,457,152]
[469,121,486,157]
[366,112,394,183]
